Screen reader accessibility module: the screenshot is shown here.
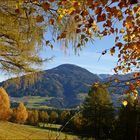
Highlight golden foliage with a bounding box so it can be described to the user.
[0,0,46,74]
[0,87,11,120]
[15,102,28,124]
[122,100,128,107]
[16,0,139,75]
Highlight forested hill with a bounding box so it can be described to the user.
[0,64,136,108]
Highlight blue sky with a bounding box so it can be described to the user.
[41,34,118,71]
[0,33,118,82]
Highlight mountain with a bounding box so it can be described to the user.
[98,74,112,80]
[0,64,101,108]
[0,64,138,109]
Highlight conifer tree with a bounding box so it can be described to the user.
[82,83,114,139]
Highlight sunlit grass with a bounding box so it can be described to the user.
[0,122,80,140]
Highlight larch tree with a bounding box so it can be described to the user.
[60,110,70,125]
[0,87,11,120]
[40,111,49,123]
[28,110,39,125]
[50,111,58,123]
[15,102,28,124]
[33,110,39,125]
[73,113,84,131]
[0,0,47,75]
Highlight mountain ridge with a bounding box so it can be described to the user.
[0,64,137,109]
[0,64,101,108]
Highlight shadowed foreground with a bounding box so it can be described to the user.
[0,122,79,140]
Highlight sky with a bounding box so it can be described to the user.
[0,1,125,82]
[0,32,118,82]
[41,34,118,72]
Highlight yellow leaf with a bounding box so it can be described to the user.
[94,82,99,87]
[16,3,19,9]
[125,22,133,29]
[133,89,138,95]
[18,0,23,5]
[120,28,125,33]
[126,82,130,85]
[32,0,38,4]
[122,100,128,107]
[114,79,119,83]
[92,21,97,31]
[68,7,75,14]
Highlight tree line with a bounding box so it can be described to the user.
[0,87,72,125]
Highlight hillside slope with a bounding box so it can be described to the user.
[0,64,138,109]
[0,64,101,108]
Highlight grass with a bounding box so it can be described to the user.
[39,123,62,129]
[11,96,54,109]
[0,121,80,140]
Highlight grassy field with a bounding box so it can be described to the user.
[39,123,62,130]
[0,122,80,140]
[11,96,54,109]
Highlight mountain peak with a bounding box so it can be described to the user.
[51,64,95,75]
[53,64,86,70]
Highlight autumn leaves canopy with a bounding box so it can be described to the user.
[13,0,140,74]
[0,87,28,123]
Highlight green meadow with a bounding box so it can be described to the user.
[11,96,54,109]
